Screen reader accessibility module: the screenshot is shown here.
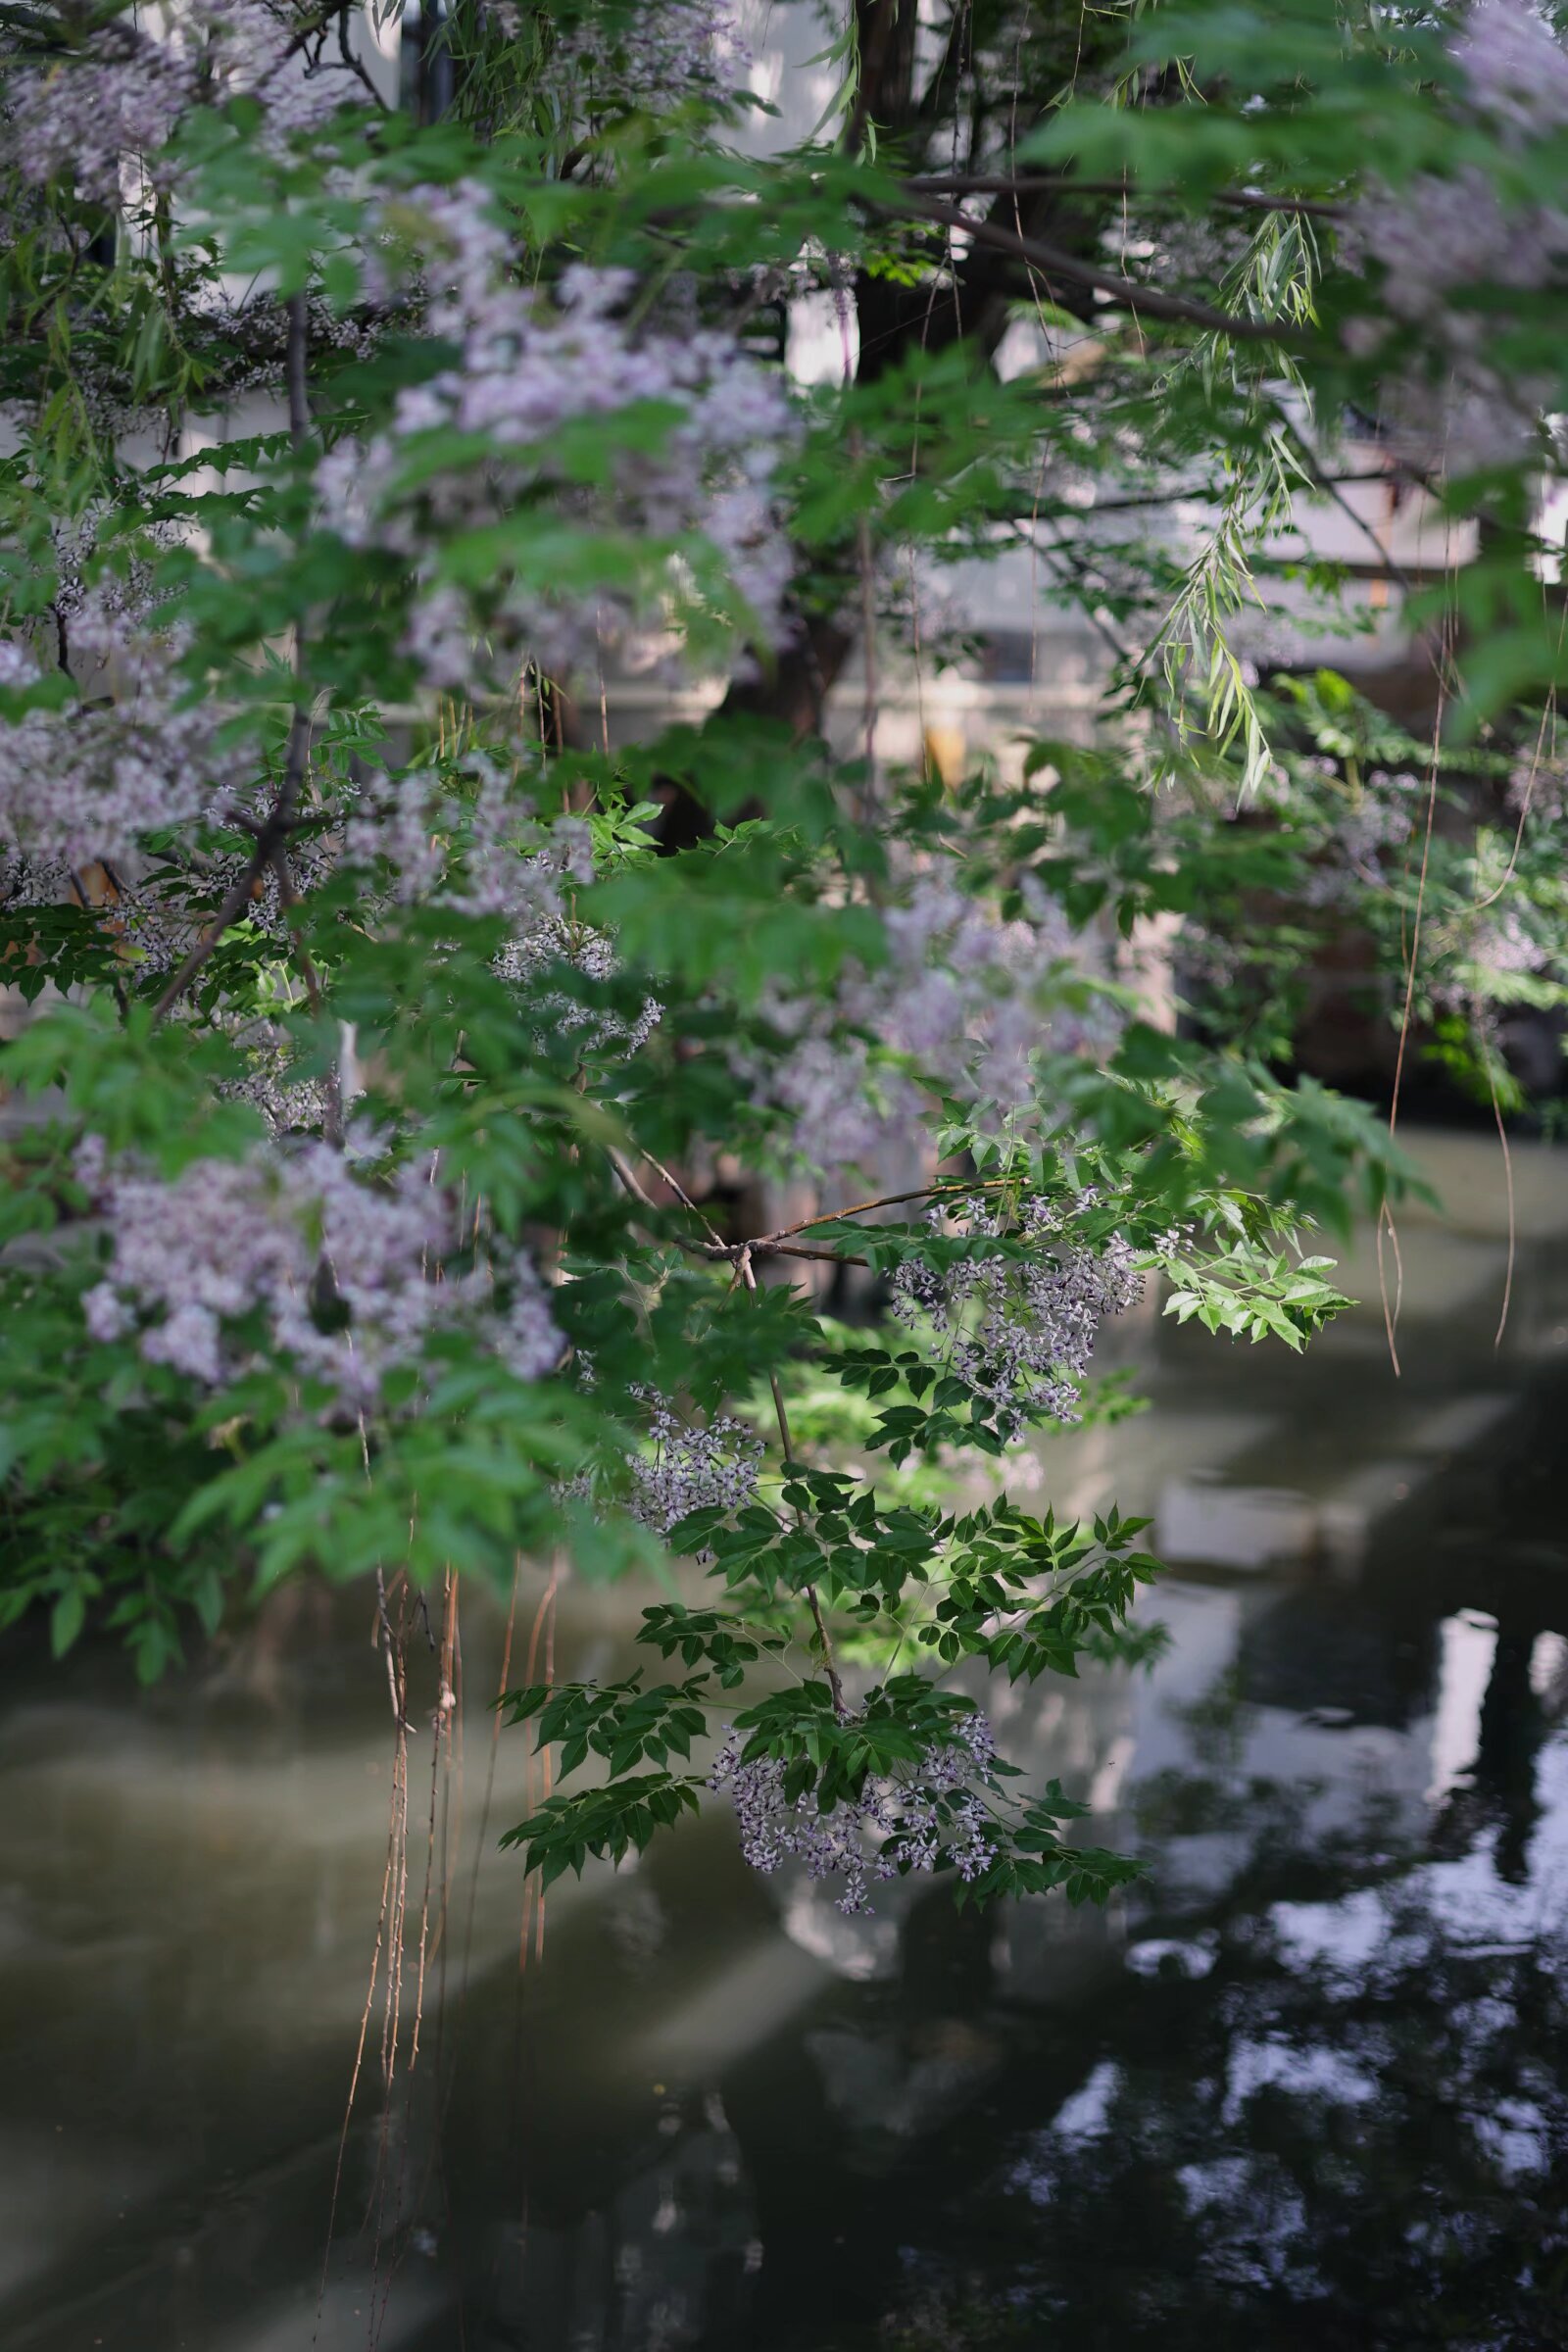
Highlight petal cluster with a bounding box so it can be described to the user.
[317,194,798,688]
[77,1137,561,1408]
[709,1713,1000,1915]
[0,602,225,869]
[891,1193,1141,1442]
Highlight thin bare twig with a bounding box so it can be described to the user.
[736,1246,849,1719]
[759,1174,1009,1246]
[636,1145,724,1245]
[606,1146,711,1260]
[608,1148,875,1269]
[701,1236,870,1269]
[1378,658,1448,1376]
[1488,1054,1517,1353]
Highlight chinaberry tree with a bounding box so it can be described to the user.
[0,0,1564,1912]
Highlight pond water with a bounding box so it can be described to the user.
[3,1130,1567,2352]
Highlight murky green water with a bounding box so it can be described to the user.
[3,1132,1567,2352]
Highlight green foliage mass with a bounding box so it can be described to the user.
[0,0,1559,1902]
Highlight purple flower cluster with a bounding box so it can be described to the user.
[1435,903,1543,1006]
[494,915,662,1057]
[1348,0,1568,469]
[755,1030,895,1176]
[1452,0,1568,137]
[1472,907,1542,976]
[50,506,179,632]
[0,602,224,869]
[341,758,661,1055]
[878,871,1112,1102]
[3,1,356,201]
[341,756,592,924]
[749,872,1115,1181]
[891,1193,1141,1442]
[1508,750,1568,823]
[556,0,750,112]
[219,1020,334,1137]
[76,1136,561,1408]
[204,2,359,143]
[4,15,194,203]
[709,1713,999,1915]
[1298,769,1421,907]
[316,193,798,689]
[625,1389,763,1534]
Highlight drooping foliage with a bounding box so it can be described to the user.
[0,0,1562,1905]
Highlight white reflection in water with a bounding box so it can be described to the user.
[1425,1611,1498,1803]
[1221,2034,1379,2123]
[1048,2058,1120,2147]
[1531,1628,1568,1702]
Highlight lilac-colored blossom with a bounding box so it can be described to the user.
[708,1711,1000,1915]
[1452,0,1568,139]
[891,1192,1141,1442]
[1348,0,1568,470]
[317,191,798,689]
[745,871,1116,1180]
[495,915,662,1056]
[556,0,750,112]
[339,758,660,1055]
[76,1138,561,1408]
[340,756,579,924]
[1506,748,1568,821]
[3,17,195,203]
[0,598,225,867]
[1298,769,1420,907]
[625,1390,763,1534]
[3,1,357,202]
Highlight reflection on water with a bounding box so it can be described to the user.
[2,1132,1567,2352]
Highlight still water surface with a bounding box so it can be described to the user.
[2,1131,1567,2352]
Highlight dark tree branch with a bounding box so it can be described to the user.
[866,189,1302,341]
[152,709,311,1022]
[702,1239,871,1269]
[157,296,317,1026]
[846,0,910,157]
[285,288,312,453]
[270,840,345,1148]
[906,172,1345,220]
